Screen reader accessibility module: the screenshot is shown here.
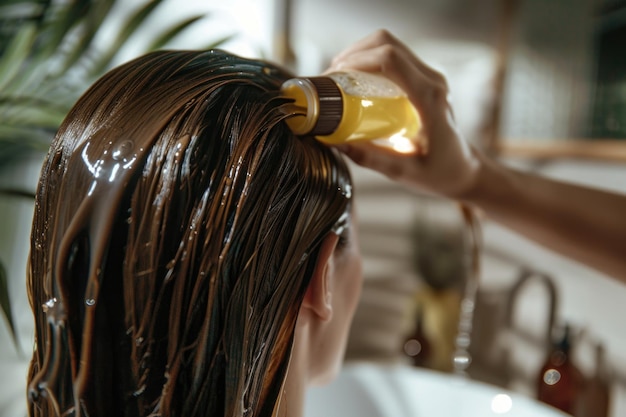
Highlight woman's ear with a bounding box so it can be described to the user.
[301,233,339,323]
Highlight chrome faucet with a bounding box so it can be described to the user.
[505,268,559,349]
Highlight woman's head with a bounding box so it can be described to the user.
[27,50,360,417]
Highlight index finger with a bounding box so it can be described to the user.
[330,30,448,88]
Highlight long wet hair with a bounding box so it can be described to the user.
[26,50,352,417]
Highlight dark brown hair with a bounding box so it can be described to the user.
[26,50,352,417]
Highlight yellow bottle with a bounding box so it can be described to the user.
[281,71,424,154]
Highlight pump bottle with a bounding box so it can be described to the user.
[281,71,424,154]
[536,324,584,415]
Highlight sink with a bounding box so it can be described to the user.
[1,357,569,417]
[304,362,569,417]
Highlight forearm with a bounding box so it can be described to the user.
[464,152,626,281]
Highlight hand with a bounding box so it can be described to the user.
[327,30,482,199]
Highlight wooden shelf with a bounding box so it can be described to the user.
[494,139,626,162]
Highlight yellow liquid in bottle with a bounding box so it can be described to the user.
[317,94,420,147]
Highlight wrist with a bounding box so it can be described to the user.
[455,149,512,212]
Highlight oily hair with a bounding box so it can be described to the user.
[26,50,352,417]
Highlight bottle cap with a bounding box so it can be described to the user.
[307,77,343,136]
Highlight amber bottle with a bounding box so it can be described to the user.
[536,325,584,415]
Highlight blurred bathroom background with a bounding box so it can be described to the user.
[1,0,625,416]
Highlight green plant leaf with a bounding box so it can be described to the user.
[0,125,54,149]
[89,0,166,76]
[0,187,36,199]
[0,1,46,25]
[0,259,20,353]
[0,96,68,129]
[0,22,37,91]
[146,14,205,52]
[200,34,236,51]
[59,0,116,73]
[38,0,92,60]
